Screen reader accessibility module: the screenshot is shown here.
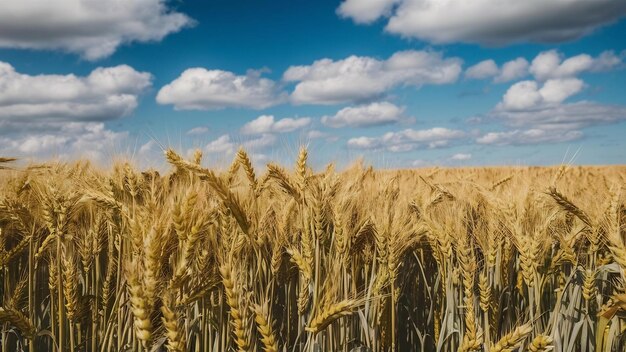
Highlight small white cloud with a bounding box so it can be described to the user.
[337,0,399,24]
[284,50,462,105]
[321,101,405,128]
[0,0,193,60]
[499,78,584,111]
[450,153,472,161]
[139,140,156,154]
[307,130,327,139]
[465,60,499,80]
[411,159,430,167]
[530,50,623,81]
[477,129,583,145]
[347,127,466,152]
[241,115,311,134]
[495,58,530,83]
[157,68,286,110]
[306,130,339,142]
[243,134,277,149]
[204,135,235,154]
[187,126,210,135]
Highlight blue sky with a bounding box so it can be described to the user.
[1,0,625,169]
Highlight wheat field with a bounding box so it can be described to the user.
[0,150,625,352]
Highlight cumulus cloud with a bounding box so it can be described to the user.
[347,127,466,152]
[338,0,626,45]
[306,130,339,142]
[450,153,472,161]
[157,68,286,110]
[465,60,499,80]
[465,58,530,83]
[187,126,210,135]
[243,134,277,149]
[495,101,626,131]
[530,50,623,81]
[477,129,583,145]
[337,0,399,24]
[204,135,235,154]
[321,102,405,128]
[495,58,530,83]
[0,62,152,123]
[0,122,127,161]
[241,115,311,134]
[481,71,626,145]
[0,0,193,60]
[284,50,462,105]
[203,133,277,155]
[499,79,585,111]
[138,140,157,155]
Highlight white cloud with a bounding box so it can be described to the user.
[499,79,584,111]
[347,127,466,152]
[0,62,151,125]
[203,133,278,156]
[337,0,399,24]
[530,50,623,81]
[482,73,626,145]
[450,153,472,161]
[339,0,626,45]
[321,101,405,128]
[477,129,583,146]
[0,0,193,60]
[284,50,462,105]
[138,140,156,155]
[243,134,277,149]
[241,115,311,134]
[307,130,328,139]
[306,130,340,143]
[0,122,127,161]
[411,159,431,167]
[494,101,626,131]
[495,58,530,83]
[204,135,235,154]
[187,126,210,135]
[465,57,530,83]
[465,60,499,80]
[157,68,286,110]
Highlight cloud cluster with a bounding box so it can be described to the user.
[477,52,626,145]
[0,62,151,161]
[241,115,311,135]
[0,122,127,162]
[0,62,152,123]
[203,134,277,156]
[498,79,585,111]
[466,50,622,84]
[157,69,286,110]
[321,102,405,128]
[465,58,529,83]
[477,129,583,146]
[338,0,626,45]
[284,50,462,105]
[530,50,622,81]
[0,0,193,60]
[347,127,466,152]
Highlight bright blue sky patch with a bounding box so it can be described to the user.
[1,0,625,168]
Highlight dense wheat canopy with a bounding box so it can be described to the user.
[0,150,625,351]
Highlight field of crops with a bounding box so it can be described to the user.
[0,150,625,352]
